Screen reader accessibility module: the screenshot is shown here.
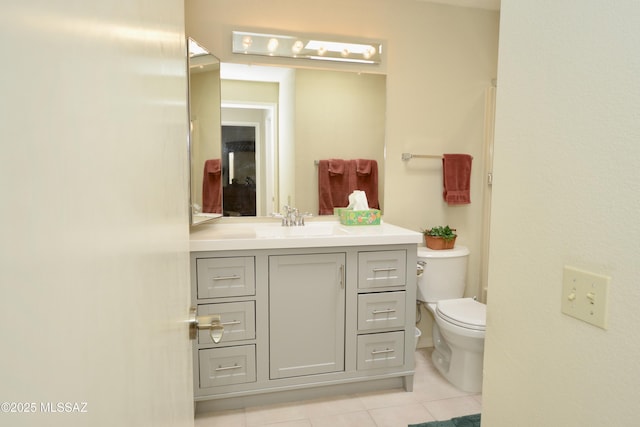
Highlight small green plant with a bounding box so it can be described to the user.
[422,225,457,241]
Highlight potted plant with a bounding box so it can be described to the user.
[422,225,457,250]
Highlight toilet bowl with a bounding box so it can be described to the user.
[428,298,485,392]
[416,246,486,393]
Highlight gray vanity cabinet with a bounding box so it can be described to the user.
[269,253,346,379]
[190,243,416,411]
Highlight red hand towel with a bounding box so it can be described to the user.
[442,154,472,205]
[353,159,380,210]
[355,159,372,175]
[328,159,345,175]
[202,159,222,213]
[318,159,351,215]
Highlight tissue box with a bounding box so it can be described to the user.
[336,208,381,226]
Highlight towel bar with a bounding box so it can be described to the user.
[401,153,441,161]
[401,153,473,161]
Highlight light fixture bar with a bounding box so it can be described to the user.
[232,31,382,65]
[308,56,377,64]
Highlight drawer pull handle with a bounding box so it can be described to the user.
[372,309,396,315]
[340,264,345,289]
[371,348,395,355]
[215,364,242,372]
[372,267,397,272]
[212,274,241,281]
[221,320,241,326]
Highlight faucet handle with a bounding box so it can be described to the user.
[299,212,313,226]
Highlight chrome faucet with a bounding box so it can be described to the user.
[272,205,312,226]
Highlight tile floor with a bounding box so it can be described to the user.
[194,347,482,427]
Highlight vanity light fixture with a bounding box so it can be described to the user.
[232,31,382,65]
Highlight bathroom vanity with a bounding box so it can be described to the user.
[189,219,421,411]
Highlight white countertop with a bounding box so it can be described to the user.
[189,218,422,252]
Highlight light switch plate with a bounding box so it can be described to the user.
[561,266,610,329]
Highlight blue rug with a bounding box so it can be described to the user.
[409,413,481,427]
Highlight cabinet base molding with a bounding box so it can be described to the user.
[195,374,413,413]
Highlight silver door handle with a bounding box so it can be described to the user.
[188,307,225,343]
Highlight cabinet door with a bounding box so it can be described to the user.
[269,253,346,379]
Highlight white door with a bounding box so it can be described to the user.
[0,1,194,426]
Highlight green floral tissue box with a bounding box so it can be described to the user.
[335,208,381,226]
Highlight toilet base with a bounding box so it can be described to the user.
[431,322,484,393]
[431,346,483,393]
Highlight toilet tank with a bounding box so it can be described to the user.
[416,246,470,303]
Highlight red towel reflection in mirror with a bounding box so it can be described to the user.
[318,159,379,215]
[202,159,222,213]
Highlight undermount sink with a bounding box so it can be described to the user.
[255,221,343,238]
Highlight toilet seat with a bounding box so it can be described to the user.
[435,298,486,331]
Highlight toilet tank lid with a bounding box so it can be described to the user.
[418,245,469,258]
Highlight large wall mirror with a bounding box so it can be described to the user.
[188,39,386,225]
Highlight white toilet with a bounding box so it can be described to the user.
[417,246,486,393]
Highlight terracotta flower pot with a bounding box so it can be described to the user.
[424,235,456,250]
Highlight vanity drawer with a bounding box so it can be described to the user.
[358,250,406,289]
[199,345,256,388]
[357,331,405,371]
[196,256,255,299]
[197,301,255,345]
[358,291,406,331]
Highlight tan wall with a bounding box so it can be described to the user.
[186,0,499,345]
[483,2,640,426]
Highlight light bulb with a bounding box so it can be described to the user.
[242,35,252,49]
[363,45,376,59]
[292,40,304,54]
[317,46,326,56]
[267,38,279,53]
